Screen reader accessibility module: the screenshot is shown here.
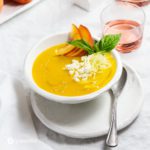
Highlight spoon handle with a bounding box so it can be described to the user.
[106,100,118,147]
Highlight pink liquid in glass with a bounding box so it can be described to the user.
[103,19,143,53]
[117,0,150,6]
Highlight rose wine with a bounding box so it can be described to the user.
[117,0,150,6]
[103,20,143,53]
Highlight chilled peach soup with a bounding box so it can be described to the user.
[32,44,117,96]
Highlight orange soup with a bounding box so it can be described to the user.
[32,44,117,96]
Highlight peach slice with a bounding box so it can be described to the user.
[65,48,79,57]
[0,0,3,11]
[55,44,75,56]
[69,24,81,41]
[77,50,87,57]
[70,49,85,57]
[13,0,32,4]
[65,48,87,57]
[79,25,94,47]
[56,24,93,57]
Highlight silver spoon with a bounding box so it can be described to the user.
[106,68,127,147]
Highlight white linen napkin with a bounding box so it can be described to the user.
[72,0,105,11]
[0,72,54,150]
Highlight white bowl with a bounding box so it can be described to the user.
[24,33,122,104]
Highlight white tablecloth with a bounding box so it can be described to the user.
[0,0,150,149]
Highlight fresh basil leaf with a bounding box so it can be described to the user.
[98,34,121,52]
[93,42,99,52]
[68,34,121,55]
[68,40,94,54]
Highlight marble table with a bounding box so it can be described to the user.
[0,0,150,149]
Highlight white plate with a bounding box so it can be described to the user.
[0,0,42,25]
[31,63,143,139]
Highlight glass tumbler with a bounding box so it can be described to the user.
[101,2,145,53]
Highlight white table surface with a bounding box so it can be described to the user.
[0,0,150,150]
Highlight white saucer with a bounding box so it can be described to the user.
[31,63,143,139]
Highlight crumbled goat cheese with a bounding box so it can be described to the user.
[65,53,111,82]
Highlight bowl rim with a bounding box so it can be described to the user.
[24,32,122,104]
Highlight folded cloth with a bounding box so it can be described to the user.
[0,72,54,150]
[72,0,105,11]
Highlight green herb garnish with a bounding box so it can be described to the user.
[68,39,94,55]
[68,34,121,55]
